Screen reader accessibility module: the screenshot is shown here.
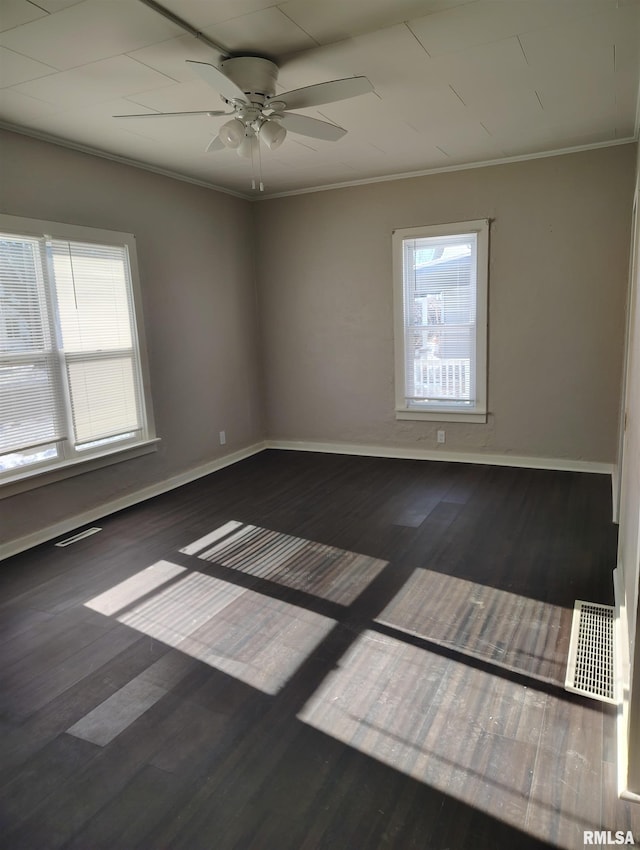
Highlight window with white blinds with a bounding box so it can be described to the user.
[0,215,155,484]
[393,220,488,422]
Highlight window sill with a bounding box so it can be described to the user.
[0,438,161,500]
[395,408,487,424]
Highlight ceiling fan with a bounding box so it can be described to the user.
[115,56,374,157]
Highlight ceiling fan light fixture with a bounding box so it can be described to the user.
[237,133,259,158]
[260,120,287,150]
[219,117,245,148]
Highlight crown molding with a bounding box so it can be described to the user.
[258,137,639,200]
[0,121,252,201]
[1,120,636,203]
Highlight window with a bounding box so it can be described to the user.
[393,219,489,422]
[0,214,156,491]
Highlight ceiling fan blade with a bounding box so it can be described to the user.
[114,110,228,118]
[270,76,373,111]
[279,112,347,142]
[206,135,225,152]
[186,60,248,103]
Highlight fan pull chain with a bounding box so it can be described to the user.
[251,135,255,190]
[258,139,264,192]
[250,133,259,191]
[249,133,265,192]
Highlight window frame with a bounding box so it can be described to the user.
[392,219,489,423]
[0,213,158,498]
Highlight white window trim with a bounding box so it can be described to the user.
[392,219,489,423]
[0,438,160,500]
[0,213,158,496]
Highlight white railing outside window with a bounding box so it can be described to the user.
[413,356,470,400]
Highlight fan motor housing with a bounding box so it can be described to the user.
[221,56,279,98]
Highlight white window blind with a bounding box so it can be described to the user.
[0,217,153,482]
[51,240,143,447]
[393,220,488,422]
[0,234,64,459]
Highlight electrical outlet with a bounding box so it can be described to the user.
[219,430,226,445]
[437,430,446,444]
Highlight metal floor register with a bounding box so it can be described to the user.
[565,600,616,704]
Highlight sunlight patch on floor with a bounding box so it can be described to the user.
[184,521,388,605]
[85,560,186,616]
[377,568,568,683]
[298,628,598,849]
[85,563,335,694]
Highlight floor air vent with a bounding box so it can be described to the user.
[565,600,616,704]
[55,527,102,547]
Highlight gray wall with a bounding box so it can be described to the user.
[0,131,636,551]
[255,144,636,462]
[0,129,261,545]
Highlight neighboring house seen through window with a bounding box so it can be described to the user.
[393,219,489,422]
[0,214,156,491]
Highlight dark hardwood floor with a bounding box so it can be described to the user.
[1,450,638,849]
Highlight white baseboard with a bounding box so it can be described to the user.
[1,442,266,561]
[265,439,614,475]
[2,439,613,562]
[612,463,621,524]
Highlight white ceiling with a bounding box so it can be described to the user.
[0,0,639,198]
